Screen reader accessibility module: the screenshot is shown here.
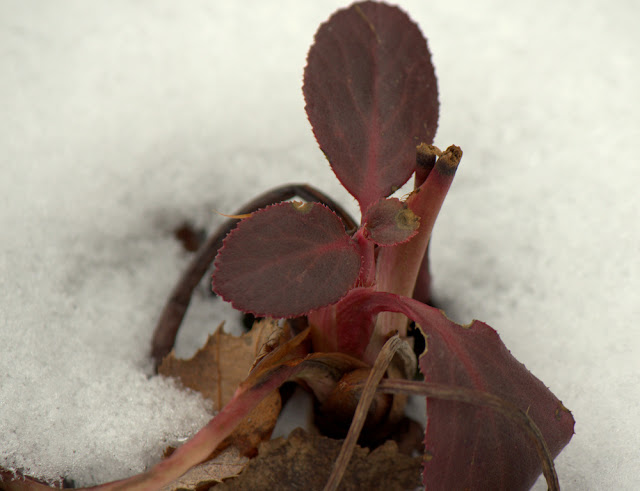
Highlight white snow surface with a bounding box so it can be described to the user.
[1,0,638,488]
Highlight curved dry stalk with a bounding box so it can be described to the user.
[368,378,560,491]
[323,335,403,491]
[150,183,358,369]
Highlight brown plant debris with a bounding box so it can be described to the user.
[159,320,283,456]
[213,428,422,491]
[173,221,206,253]
[161,446,249,491]
[159,320,281,407]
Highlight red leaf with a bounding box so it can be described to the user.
[303,1,439,212]
[362,197,419,246]
[333,289,575,490]
[212,202,361,318]
[418,322,574,490]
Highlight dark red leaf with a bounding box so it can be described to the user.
[303,1,439,211]
[418,322,574,490]
[362,197,419,246]
[333,289,575,490]
[212,202,361,318]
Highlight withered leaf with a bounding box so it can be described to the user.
[159,319,283,456]
[161,446,249,491]
[159,320,280,408]
[214,428,421,491]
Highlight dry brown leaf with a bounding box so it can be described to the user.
[213,428,422,491]
[161,446,249,491]
[221,390,281,457]
[159,319,284,456]
[159,320,281,408]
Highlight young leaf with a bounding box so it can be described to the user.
[331,288,575,490]
[362,197,419,246]
[304,1,439,211]
[213,202,361,318]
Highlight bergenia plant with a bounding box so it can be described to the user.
[208,3,575,489]
[148,2,573,490]
[9,3,571,490]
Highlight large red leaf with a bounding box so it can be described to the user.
[303,1,439,212]
[212,202,361,318]
[334,288,575,490]
[417,322,574,490]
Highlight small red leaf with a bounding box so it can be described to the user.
[362,197,419,246]
[303,1,439,211]
[332,289,574,490]
[212,202,361,318]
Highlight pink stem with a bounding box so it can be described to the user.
[373,146,461,339]
[76,360,309,491]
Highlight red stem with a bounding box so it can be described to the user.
[376,145,461,299]
[373,146,461,339]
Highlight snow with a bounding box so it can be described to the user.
[0,0,638,488]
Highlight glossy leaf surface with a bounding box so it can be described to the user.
[333,288,575,490]
[303,1,439,211]
[213,202,361,318]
